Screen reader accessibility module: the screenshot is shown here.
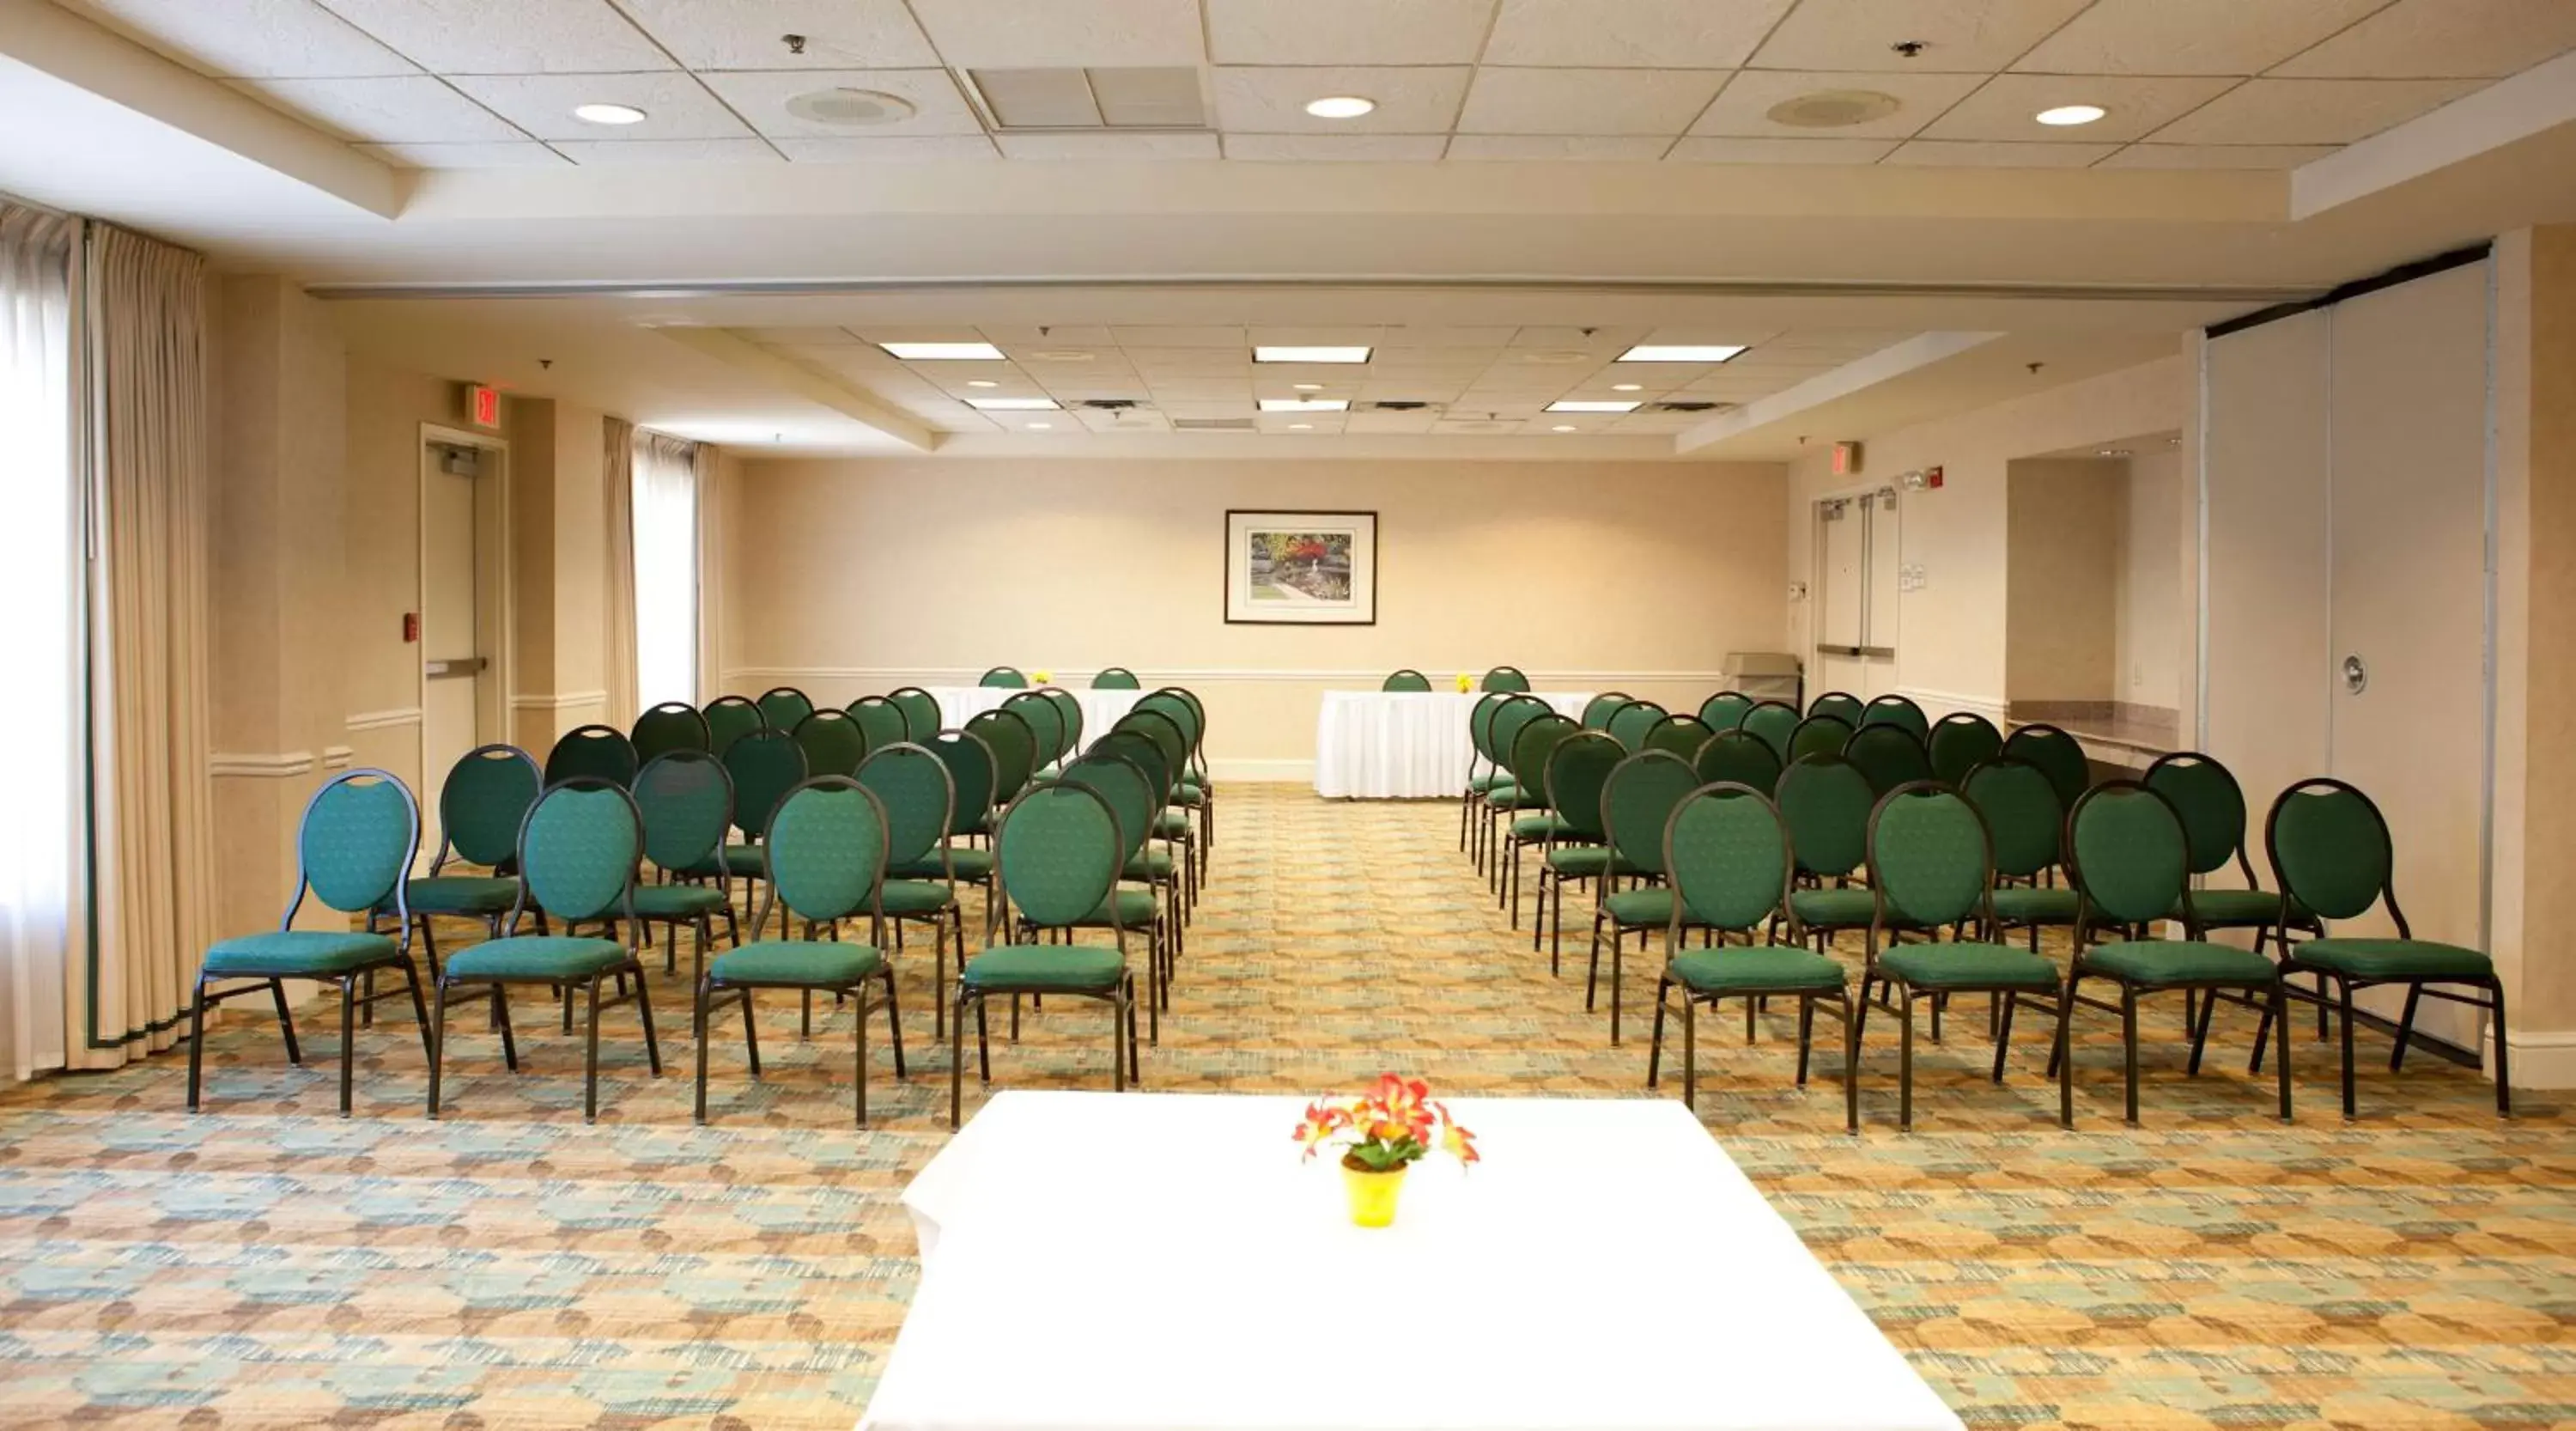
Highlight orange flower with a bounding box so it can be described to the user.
[1292,1076,1478,1171]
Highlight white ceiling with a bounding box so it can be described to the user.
[53,0,2576,171]
[742,323,1926,437]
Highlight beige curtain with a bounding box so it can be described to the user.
[694,444,724,704]
[602,415,637,730]
[73,223,215,1071]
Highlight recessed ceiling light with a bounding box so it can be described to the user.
[2096,448,2132,456]
[785,88,915,126]
[882,341,1006,361]
[1255,345,1371,364]
[1551,424,1578,433]
[1288,423,1314,430]
[2037,104,2106,126]
[1304,95,1376,119]
[574,102,647,125]
[1611,383,1643,392]
[1617,344,1747,363]
[967,380,999,388]
[1027,421,1053,430]
[1260,398,1350,412]
[1546,400,1640,413]
[1293,382,1324,392]
[968,397,1061,411]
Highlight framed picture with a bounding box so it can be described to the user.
[1224,509,1378,625]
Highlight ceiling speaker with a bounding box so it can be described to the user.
[1765,90,1902,129]
[786,88,917,126]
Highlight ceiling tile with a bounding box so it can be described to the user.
[1389,326,1522,347]
[2147,76,2483,144]
[775,135,1001,161]
[1882,138,2119,167]
[356,139,568,166]
[1455,68,1728,135]
[449,72,754,141]
[698,70,986,138]
[228,76,523,142]
[2272,0,2576,79]
[1205,0,1497,64]
[1346,410,1441,434]
[984,326,1118,346]
[1211,66,1473,132]
[996,132,1222,158]
[1919,74,2241,143]
[2096,142,2340,168]
[70,0,418,78]
[1688,70,1983,138]
[1482,0,1796,68]
[2010,0,2388,76]
[1149,380,1256,399]
[312,0,674,73]
[1224,133,1449,160]
[554,138,784,164]
[739,327,865,345]
[1749,0,2093,72]
[1249,327,1382,345]
[1443,134,1671,159]
[1667,136,1896,163]
[1115,326,1248,347]
[613,0,940,70]
[905,0,1204,68]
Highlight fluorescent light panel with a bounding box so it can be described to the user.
[1546,400,1641,413]
[966,397,1061,411]
[882,341,1006,361]
[1615,344,1747,363]
[1259,398,1350,412]
[1254,345,1371,364]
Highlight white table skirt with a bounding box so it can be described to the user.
[925,685,1146,748]
[1313,691,1589,799]
[864,1092,1962,1431]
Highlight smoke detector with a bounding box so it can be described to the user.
[785,88,916,126]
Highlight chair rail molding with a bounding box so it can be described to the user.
[321,745,354,770]
[508,690,610,712]
[1894,686,2011,722]
[208,751,317,778]
[344,706,424,731]
[722,666,1735,689]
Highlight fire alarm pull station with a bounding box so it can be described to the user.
[403,612,420,643]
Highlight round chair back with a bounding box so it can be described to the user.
[1776,754,1874,880]
[632,750,733,874]
[512,780,641,925]
[434,744,539,870]
[299,770,420,916]
[630,702,709,765]
[1928,712,2002,786]
[1692,728,1783,794]
[856,742,956,872]
[755,685,814,731]
[761,777,889,925]
[722,728,809,842]
[1665,784,1793,935]
[702,695,765,755]
[791,708,867,777]
[1865,784,1996,930]
[1382,669,1433,692]
[545,724,638,789]
[995,781,1124,930]
[1842,722,1933,795]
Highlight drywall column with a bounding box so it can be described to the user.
[206,275,349,935]
[504,395,612,750]
[2492,226,2576,1086]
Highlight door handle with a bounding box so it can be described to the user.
[2342,654,2367,695]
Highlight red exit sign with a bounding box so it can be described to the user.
[462,382,501,429]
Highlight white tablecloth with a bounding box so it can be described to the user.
[1313,691,1590,799]
[863,1092,1963,1431]
[926,685,1146,747]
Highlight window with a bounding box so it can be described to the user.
[631,432,699,710]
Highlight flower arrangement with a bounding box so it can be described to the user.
[1296,1075,1477,1226]
[1031,669,1053,685]
[1455,672,1473,692]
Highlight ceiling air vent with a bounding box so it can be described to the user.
[1174,417,1255,431]
[968,68,1206,131]
[1651,401,1728,412]
[1078,399,1142,411]
[1367,400,1434,411]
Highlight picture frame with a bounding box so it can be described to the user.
[1224,509,1378,625]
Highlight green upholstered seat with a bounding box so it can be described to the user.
[681,844,768,878]
[1072,889,1159,927]
[879,880,956,916]
[1176,783,1206,806]
[711,938,883,986]
[1879,941,2059,990]
[1485,787,1549,811]
[203,929,400,977]
[1513,813,1574,841]
[1154,811,1191,839]
[891,847,993,881]
[444,935,629,982]
[961,942,1124,992]
[1604,886,1674,926]
[2080,939,2277,985]
[403,875,520,916]
[1668,945,1845,995]
[2183,888,2303,926]
[1123,850,1176,881]
[1789,886,1877,927]
[1467,773,1505,794]
[2296,938,2494,980]
[1991,886,2082,923]
[1544,845,1637,878]
[632,883,726,917]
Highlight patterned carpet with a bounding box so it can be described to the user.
[1,783,2570,1428]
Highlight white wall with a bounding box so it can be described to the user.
[2117,448,2183,714]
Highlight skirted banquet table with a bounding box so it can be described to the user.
[927,685,1145,740]
[1313,689,1590,799]
[860,1092,1965,1431]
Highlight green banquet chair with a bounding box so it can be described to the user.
[1807,691,1865,727]
[630,702,709,765]
[1861,694,1931,742]
[545,723,638,789]
[1481,665,1533,693]
[886,686,942,741]
[978,666,1030,689]
[755,686,815,733]
[859,741,967,1032]
[374,744,541,969]
[1698,691,1754,732]
[1534,730,1629,964]
[702,694,766,756]
[1928,712,2003,787]
[1693,728,1783,794]
[629,750,738,997]
[1091,667,1143,690]
[1842,722,1933,796]
[848,695,911,760]
[791,708,867,778]
[1741,699,1800,762]
[1382,669,1433,692]
[1589,751,1704,1038]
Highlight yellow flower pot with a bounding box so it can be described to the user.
[1341,1157,1409,1227]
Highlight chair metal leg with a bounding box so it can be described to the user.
[337,977,358,1117]
[855,981,870,1129]
[1681,993,1697,1112]
[1899,987,1915,1132]
[492,987,519,1070]
[1991,990,2017,1084]
[583,978,603,1123]
[976,1000,991,1081]
[2271,980,2293,1123]
[1843,994,1861,1135]
[741,989,762,1077]
[1796,996,1815,1086]
[2055,975,2077,1128]
[1110,991,1127,1093]
[2120,986,2140,1125]
[185,977,209,1111]
[2338,977,2358,1120]
[270,979,302,1064]
[2490,977,2512,1117]
[401,960,432,1061]
[635,967,661,1075]
[1646,977,1668,1088]
[2187,988,2217,1075]
[950,992,968,1130]
[693,980,713,1123]
[883,965,906,1079]
[2391,984,2422,1071]
[426,980,448,1118]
